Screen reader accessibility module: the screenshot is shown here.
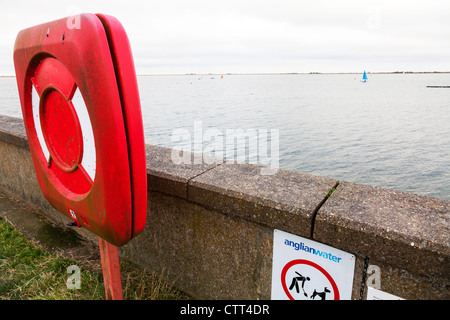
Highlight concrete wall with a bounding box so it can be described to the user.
[0,114,448,300]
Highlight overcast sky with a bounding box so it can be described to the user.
[1,0,449,75]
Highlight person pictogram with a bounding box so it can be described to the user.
[288,271,310,297]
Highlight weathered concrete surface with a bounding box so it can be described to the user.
[146,144,219,199]
[121,192,274,299]
[188,162,338,238]
[315,181,450,299]
[0,124,49,210]
[0,115,28,149]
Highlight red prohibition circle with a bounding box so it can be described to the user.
[281,259,340,300]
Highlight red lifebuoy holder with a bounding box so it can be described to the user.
[13,13,147,247]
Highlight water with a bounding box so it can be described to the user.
[1,73,449,200]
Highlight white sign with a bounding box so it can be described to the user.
[366,287,404,300]
[271,229,356,300]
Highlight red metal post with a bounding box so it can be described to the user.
[98,237,123,300]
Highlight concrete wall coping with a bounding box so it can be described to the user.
[0,115,28,149]
[316,181,449,277]
[0,114,449,280]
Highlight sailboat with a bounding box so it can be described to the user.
[361,70,368,83]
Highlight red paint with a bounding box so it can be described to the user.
[96,14,148,238]
[41,87,83,172]
[13,13,147,247]
[98,237,123,300]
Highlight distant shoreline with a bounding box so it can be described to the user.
[137,71,450,76]
[1,71,450,77]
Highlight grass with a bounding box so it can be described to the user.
[0,216,189,300]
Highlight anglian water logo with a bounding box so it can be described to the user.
[284,239,343,263]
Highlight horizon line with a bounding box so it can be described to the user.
[137,71,450,76]
[1,71,449,77]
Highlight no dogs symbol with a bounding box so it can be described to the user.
[272,230,355,300]
[281,259,339,300]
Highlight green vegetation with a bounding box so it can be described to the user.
[326,187,336,198]
[0,216,188,300]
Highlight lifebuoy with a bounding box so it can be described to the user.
[14,13,147,246]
